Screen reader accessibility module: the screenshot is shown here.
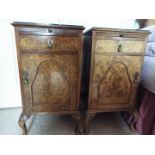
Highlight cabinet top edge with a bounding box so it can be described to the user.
[11,22,85,30]
[84,27,150,35]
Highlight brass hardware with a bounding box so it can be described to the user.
[117,43,122,52]
[23,69,29,84]
[119,34,124,37]
[148,46,155,55]
[134,72,139,83]
[48,28,53,33]
[48,40,53,48]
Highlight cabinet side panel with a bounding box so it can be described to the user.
[14,27,30,113]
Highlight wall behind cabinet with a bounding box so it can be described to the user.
[0,20,22,108]
[0,19,137,108]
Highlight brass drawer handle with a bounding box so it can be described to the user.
[117,43,122,52]
[22,69,29,84]
[48,40,53,48]
[134,72,139,83]
[48,28,53,33]
[119,34,124,37]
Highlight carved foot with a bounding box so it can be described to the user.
[72,113,83,135]
[128,109,139,132]
[83,113,96,135]
[18,112,31,135]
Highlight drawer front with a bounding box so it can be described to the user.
[95,39,145,54]
[20,35,79,52]
[18,27,81,36]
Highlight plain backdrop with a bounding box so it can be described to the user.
[0,19,138,108]
[0,0,142,108]
[0,0,155,155]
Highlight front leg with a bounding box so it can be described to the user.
[83,113,96,135]
[72,113,82,135]
[128,108,139,132]
[18,112,31,135]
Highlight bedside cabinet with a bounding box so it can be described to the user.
[12,22,84,134]
[83,27,149,134]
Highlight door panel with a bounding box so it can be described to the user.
[32,59,69,106]
[89,55,143,110]
[21,53,79,112]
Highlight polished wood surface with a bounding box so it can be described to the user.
[21,53,78,113]
[95,39,145,54]
[90,55,143,110]
[84,27,149,35]
[12,22,84,134]
[12,22,85,29]
[83,27,149,134]
[20,35,79,52]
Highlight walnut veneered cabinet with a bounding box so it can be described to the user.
[83,27,149,134]
[12,22,84,134]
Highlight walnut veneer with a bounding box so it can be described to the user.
[12,22,84,134]
[83,27,149,134]
[12,22,149,135]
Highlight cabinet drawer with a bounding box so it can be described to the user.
[18,27,81,36]
[20,35,79,52]
[95,39,145,55]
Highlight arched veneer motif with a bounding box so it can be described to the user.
[97,62,132,105]
[31,59,70,108]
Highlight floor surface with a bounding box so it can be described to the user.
[0,108,138,135]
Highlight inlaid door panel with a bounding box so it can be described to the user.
[89,55,143,110]
[21,53,79,112]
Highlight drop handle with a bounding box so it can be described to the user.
[22,69,29,84]
[117,44,122,52]
[134,72,139,83]
[119,34,124,37]
[48,28,53,33]
[48,40,53,48]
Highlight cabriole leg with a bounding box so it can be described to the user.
[72,113,82,135]
[18,112,31,135]
[129,109,139,132]
[83,113,96,135]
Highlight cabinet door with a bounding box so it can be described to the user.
[21,53,79,113]
[89,55,143,111]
